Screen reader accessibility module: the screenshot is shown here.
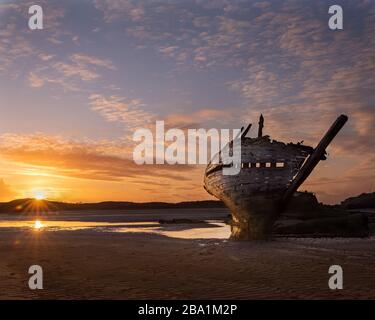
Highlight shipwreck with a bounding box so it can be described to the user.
[204,114,348,240]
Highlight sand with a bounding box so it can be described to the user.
[0,209,374,299]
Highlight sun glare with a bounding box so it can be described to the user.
[34,220,44,230]
[34,191,46,200]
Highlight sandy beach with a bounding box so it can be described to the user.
[0,209,374,300]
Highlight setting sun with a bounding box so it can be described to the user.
[34,191,46,200]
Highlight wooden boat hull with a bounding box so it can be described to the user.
[222,193,282,240]
[204,115,348,240]
[204,137,311,239]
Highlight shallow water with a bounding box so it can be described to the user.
[0,218,231,239]
[111,221,230,239]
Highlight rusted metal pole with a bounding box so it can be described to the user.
[282,114,348,206]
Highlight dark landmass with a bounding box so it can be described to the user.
[0,198,224,214]
[274,213,369,237]
[274,192,371,237]
[0,191,374,214]
[341,192,375,209]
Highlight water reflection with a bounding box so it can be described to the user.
[0,219,230,239]
[112,221,230,239]
[34,220,44,230]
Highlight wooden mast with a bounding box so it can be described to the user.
[282,114,348,207]
[241,123,252,138]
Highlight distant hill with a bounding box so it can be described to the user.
[341,192,375,209]
[0,198,225,214]
[1,192,373,214]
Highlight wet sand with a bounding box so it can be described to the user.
[0,209,374,299]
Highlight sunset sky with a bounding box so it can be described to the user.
[0,0,374,204]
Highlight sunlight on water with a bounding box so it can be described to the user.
[0,220,156,230]
[0,220,230,239]
[112,222,231,239]
[34,220,44,230]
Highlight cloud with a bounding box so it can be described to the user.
[89,94,154,130]
[95,0,255,69]
[0,2,114,93]
[71,53,115,70]
[0,23,35,72]
[224,1,375,160]
[27,53,117,92]
[165,108,237,129]
[253,2,270,9]
[0,179,16,201]
[38,53,55,61]
[52,53,115,82]
[0,133,196,183]
[28,72,45,88]
[94,0,145,23]
[0,3,19,12]
[0,1,65,73]
[53,61,99,81]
